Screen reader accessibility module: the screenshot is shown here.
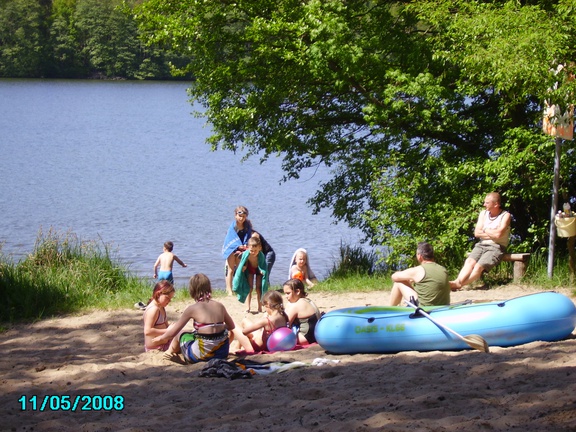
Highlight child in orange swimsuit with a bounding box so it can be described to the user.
[143,280,176,351]
[289,248,318,288]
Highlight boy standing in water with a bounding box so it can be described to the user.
[153,241,187,284]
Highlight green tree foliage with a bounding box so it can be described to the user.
[49,0,84,77]
[0,0,49,77]
[73,0,139,78]
[0,0,192,79]
[136,0,576,267]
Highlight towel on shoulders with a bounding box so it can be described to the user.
[233,250,269,303]
[288,248,317,280]
[222,221,252,260]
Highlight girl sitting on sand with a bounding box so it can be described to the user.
[283,278,322,344]
[143,281,176,352]
[231,290,289,352]
[153,273,236,363]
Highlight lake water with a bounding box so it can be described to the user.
[0,79,361,289]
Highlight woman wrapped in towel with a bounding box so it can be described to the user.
[222,206,252,295]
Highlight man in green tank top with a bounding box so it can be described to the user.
[388,242,450,307]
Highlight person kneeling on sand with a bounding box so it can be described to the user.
[388,242,450,307]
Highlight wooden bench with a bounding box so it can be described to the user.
[501,253,531,281]
[466,252,531,282]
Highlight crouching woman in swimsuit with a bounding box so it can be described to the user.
[283,278,322,344]
[153,273,236,363]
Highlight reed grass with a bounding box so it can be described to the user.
[320,242,391,293]
[517,250,576,289]
[328,242,387,278]
[0,229,152,322]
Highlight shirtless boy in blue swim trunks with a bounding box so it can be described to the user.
[153,241,187,284]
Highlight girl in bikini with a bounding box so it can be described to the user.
[232,290,289,352]
[153,273,237,363]
[283,278,322,344]
[143,280,176,351]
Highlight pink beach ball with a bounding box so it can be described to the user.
[267,327,297,352]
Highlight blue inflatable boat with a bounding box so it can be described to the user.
[314,291,576,354]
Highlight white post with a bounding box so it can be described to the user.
[547,136,562,278]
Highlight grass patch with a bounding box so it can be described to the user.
[0,229,153,322]
[518,251,576,289]
[315,273,391,294]
[318,242,391,293]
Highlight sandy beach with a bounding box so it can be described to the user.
[2,284,575,431]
